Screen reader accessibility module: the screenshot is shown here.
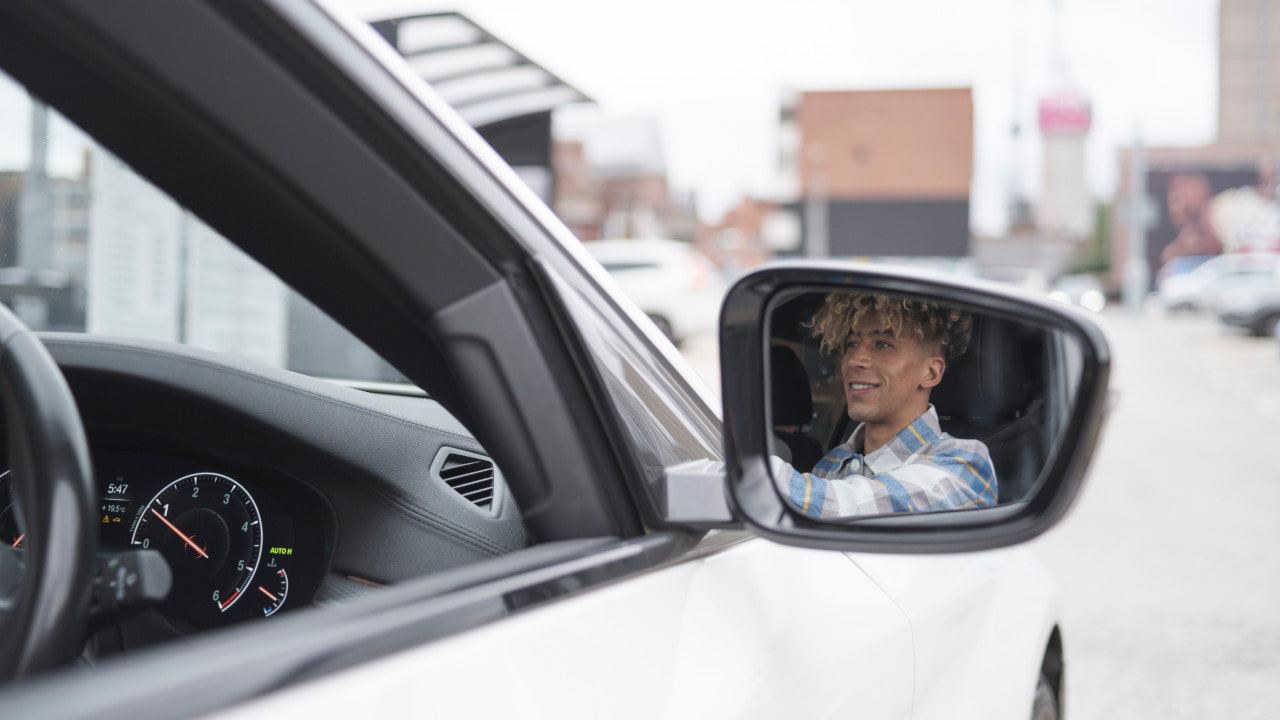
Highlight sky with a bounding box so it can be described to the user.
[0,0,1223,237]
[326,0,1221,235]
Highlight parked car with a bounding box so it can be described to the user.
[0,2,1108,719]
[1154,254,1215,289]
[582,238,726,345]
[1157,253,1280,312]
[1213,267,1280,335]
[1049,274,1107,312]
[975,265,1052,295]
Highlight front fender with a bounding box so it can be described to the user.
[846,546,1061,720]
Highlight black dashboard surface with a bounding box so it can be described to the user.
[7,333,528,650]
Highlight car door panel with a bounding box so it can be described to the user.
[849,549,1060,719]
[213,539,914,719]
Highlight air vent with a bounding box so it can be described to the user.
[437,451,496,509]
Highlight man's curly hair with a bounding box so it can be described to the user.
[806,292,973,361]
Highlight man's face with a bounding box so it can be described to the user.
[841,312,945,433]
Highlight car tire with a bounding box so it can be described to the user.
[1257,314,1280,338]
[647,314,676,344]
[1030,673,1059,720]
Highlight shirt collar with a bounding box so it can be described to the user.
[857,405,942,473]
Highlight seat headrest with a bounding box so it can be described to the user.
[931,316,1033,425]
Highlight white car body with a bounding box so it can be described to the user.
[1158,253,1280,312]
[218,539,1058,720]
[0,3,1087,718]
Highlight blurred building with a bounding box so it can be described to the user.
[370,12,593,203]
[698,196,785,271]
[1107,0,1280,293]
[372,13,697,246]
[779,88,974,258]
[1220,0,1280,143]
[1038,93,1093,240]
[0,170,89,281]
[1110,144,1279,290]
[552,114,698,243]
[0,144,89,331]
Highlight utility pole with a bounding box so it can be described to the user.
[805,143,828,259]
[1124,133,1149,312]
[17,99,52,272]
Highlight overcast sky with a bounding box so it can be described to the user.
[327,0,1221,234]
[0,1,1221,237]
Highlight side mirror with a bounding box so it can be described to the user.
[720,263,1110,553]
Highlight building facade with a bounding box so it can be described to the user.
[1220,0,1280,143]
[781,88,974,258]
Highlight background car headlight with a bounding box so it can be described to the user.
[1081,290,1106,312]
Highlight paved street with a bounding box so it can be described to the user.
[1028,308,1280,718]
[682,306,1280,717]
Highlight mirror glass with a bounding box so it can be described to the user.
[767,288,1077,520]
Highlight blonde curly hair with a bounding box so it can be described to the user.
[807,292,972,361]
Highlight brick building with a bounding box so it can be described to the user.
[782,88,974,258]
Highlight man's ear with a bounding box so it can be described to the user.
[920,356,946,389]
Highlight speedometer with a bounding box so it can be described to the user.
[131,472,263,620]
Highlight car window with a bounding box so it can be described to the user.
[0,73,410,388]
[545,263,721,495]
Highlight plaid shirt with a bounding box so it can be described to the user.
[775,406,997,518]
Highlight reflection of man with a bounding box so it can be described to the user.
[776,293,997,518]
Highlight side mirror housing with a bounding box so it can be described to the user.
[720,262,1111,553]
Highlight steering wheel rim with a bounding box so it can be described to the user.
[0,306,95,679]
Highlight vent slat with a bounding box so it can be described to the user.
[437,451,495,509]
[442,468,490,482]
[441,462,488,476]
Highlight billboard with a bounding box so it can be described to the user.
[1145,166,1278,275]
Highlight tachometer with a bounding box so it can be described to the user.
[131,472,263,620]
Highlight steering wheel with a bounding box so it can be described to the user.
[0,304,95,679]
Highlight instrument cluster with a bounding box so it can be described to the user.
[1,450,331,635]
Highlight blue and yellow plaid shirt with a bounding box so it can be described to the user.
[776,406,997,518]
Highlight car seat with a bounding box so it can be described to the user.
[929,315,1049,504]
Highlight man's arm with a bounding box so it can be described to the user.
[772,444,997,519]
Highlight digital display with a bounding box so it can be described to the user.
[97,473,135,543]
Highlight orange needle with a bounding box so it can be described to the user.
[11,534,23,548]
[149,507,209,559]
[258,586,278,602]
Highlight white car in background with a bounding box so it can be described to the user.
[582,238,726,345]
[1157,252,1280,312]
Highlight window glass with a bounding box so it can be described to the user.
[0,73,408,385]
[546,264,721,507]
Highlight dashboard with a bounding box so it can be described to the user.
[4,333,529,656]
[1,450,329,628]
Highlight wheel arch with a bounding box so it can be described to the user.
[1040,625,1065,717]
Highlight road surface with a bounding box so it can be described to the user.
[681,306,1280,717]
